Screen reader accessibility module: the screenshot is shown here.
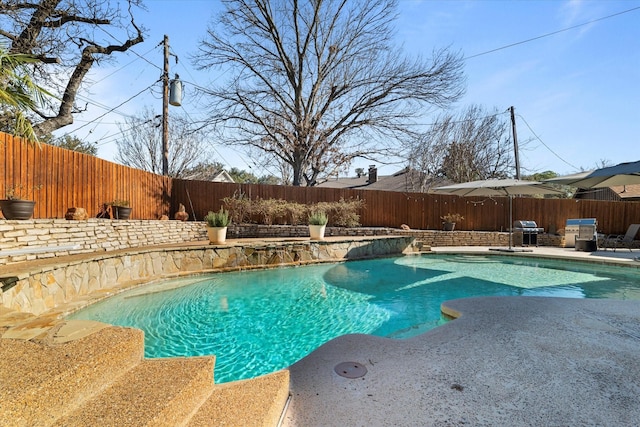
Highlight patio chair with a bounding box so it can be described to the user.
[601,224,640,252]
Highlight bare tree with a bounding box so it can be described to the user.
[404,131,450,192]
[194,0,465,186]
[0,0,144,136]
[408,105,513,185]
[115,107,210,178]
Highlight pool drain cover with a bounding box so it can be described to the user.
[334,362,367,378]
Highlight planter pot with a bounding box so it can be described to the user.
[0,199,36,220]
[207,226,228,244]
[443,221,456,231]
[309,224,327,240]
[112,206,132,220]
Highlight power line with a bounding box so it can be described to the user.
[90,46,160,86]
[70,81,159,134]
[465,6,640,60]
[93,123,139,147]
[66,118,125,125]
[516,113,578,170]
[74,92,138,119]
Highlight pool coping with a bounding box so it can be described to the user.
[430,244,640,265]
[0,235,419,319]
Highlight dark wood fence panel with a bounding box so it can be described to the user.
[2,132,639,234]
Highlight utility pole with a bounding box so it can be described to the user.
[162,35,170,176]
[510,106,520,180]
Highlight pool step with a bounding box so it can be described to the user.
[0,325,145,426]
[52,356,215,427]
[186,370,290,427]
[1,318,291,427]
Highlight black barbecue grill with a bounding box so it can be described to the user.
[513,220,544,246]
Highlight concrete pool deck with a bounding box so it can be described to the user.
[282,246,640,426]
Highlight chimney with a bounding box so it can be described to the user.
[367,165,377,183]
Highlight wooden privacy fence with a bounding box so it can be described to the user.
[2,132,639,234]
[1,132,171,219]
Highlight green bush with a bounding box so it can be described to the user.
[308,210,328,226]
[204,207,231,227]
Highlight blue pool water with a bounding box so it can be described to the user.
[69,254,640,383]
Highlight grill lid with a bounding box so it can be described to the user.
[514,220,538,228]
[565,218,597,227]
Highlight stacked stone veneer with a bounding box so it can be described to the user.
[0,236,416,316]
[0,219,206,266]
[0,219,564,266]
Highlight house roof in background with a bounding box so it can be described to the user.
[573,184,640,201]
[610,184,640,200]
[317,175,369,189]
[181,168,235,183]
[211,170,235,183]
[318,168,448,193]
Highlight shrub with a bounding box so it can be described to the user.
[4,183,42,200]
[222,191,251,224]
[254,197,287,225]
[109,199,130,207]
[220,194,365,227]
[284,201,307,225]
[204,207,231,227]
[329,197,365,227]
[308,210,328,226]
[441,213,464,223]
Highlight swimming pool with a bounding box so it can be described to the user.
[69,254,640,383]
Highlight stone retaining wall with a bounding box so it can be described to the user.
[0,219,206,265]
[0,237,417,316]
[0,219,565,265]
[397,230,564,248]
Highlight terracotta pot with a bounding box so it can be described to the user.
[207,226,228,244]
[309,224,326,240]
[0,199,36,220]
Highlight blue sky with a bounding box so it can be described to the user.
[57,0,640,178]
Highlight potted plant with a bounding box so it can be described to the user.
[204,207,231,244]
[308,210,328,240]
[0,184,41,220]
[441,213,464,231]
[109,199,132,220]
